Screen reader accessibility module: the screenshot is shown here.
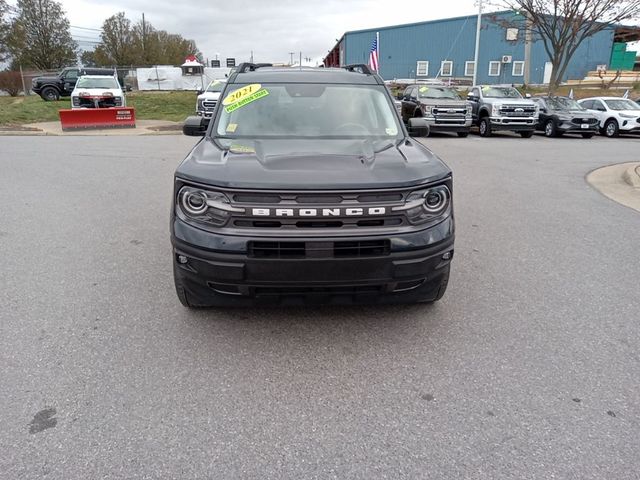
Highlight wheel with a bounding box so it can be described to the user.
[479,117,492,137]
[604,119,619,138]
[581,133,594,139]
[40,87,60,101]
[457,131,469,138]
[544,119,557,137]
[520,130,534,138]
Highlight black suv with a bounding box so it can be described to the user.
[31,67,122,101]
[172,64,454,307]
[532,96,599,138]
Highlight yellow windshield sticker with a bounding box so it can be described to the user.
[224,89,269,113]
[419,86,429,92]
[222,84,262,106]
[226,123,238,133]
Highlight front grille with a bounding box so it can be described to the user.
[202,100,217,110]
[248,240,390,258]
[77,97,117,108]
[227,188,413,232]
[500,105,536,117]
[571,118,599,125]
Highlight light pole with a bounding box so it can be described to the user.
[473,0,482,86]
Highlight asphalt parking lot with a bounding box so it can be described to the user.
[1,133,639,479]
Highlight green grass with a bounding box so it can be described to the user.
[0,90,197,125]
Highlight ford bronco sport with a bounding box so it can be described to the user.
[172,63,454,307]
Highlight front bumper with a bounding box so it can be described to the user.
[619,119,640,132]
[557,122,599,134]
[171,216,454,304]
[425,117,472,132]
[489,116,537,131]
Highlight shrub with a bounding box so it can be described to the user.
[0,71,23,96]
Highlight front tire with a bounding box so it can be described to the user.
[604,119,619,138]
[40,87,60,101]
[479,117,492,137]
[520,130,534,138]
[544,119,557,137]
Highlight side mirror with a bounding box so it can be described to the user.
[467,94,477,101]
[540,107,547,113]
[396,93,403,100]
[525,93,532,98]
[183,116,209,137]
[408,117,430,137]
[196,89,204,96]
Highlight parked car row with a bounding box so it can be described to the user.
[397,83,639,139]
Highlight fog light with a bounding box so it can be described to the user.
[442,251,452,260]
[178,255,188,264]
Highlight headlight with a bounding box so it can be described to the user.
[114,96,123,106]
[393,185,451,225]
[619,113,636,119]
[72,97,80,106]
[177,186,244,227]
[197,99,204,111]
[423,105,434,116]
[491,104,501,116]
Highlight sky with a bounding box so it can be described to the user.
[52,0,480,65]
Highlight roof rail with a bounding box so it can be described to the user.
[235,62,273,73]
[343,64,374,75]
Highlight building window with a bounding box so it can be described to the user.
[506,28,519,41]
[441,61,453,76]
[465,61,475,77]
[488,61,501,76]
[512,61,525,76]
[416,61,429,76]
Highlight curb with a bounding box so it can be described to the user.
[622,164,640,189]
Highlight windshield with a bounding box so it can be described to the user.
[604,99,640,111]
[76,77,119,89]
[418,86,461,100]
[482,87,522,99]
[214,83,402,152]
[546,96,584,110]
[206,80,225,93]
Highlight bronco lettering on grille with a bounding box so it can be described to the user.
[251,207,387,217]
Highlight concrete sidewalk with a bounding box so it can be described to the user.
[587,162,640,213]
[0,119,182,136]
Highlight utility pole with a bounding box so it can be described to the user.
[524,11,532,85]
[142,13,146,63]
[289,52,295,65]
[250,50,254,63]
[473,0,482,86]
[299,51,302,68]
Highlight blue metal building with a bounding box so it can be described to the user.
[323,12,639,85]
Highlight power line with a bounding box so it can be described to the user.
[70,25,103,32]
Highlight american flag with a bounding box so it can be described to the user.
[369,34,379,72]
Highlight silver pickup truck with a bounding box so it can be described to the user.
[467,85,538,138]
[400,85,472,137]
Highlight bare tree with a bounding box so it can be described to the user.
[7,0,77,69]
[494,0,640,92]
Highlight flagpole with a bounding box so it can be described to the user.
[376,31,380,73]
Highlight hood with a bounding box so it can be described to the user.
[487,98,535,105]
[72,88,122,96]
[176,138,451,190]
[33,75,59,83]
[617,109,640,116]
[419,98,467,107]
[197,91,222,101]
